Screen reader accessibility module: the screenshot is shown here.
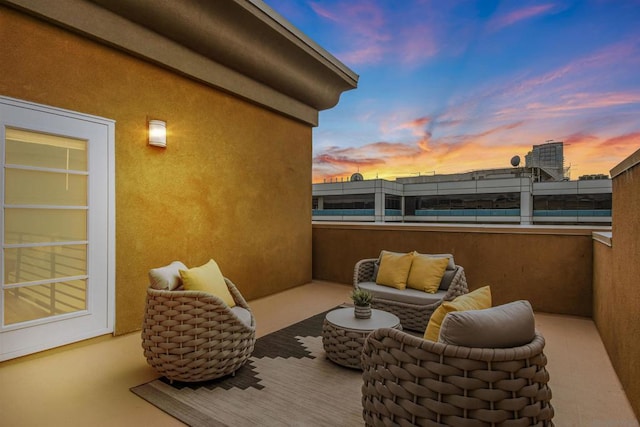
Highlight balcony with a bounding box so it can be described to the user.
[2,151,638,424]
[0,279,637,425]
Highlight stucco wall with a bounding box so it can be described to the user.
[313,224,595,316]
[595,155,640,418]
[0,7,313,334]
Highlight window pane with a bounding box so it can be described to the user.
[4,209,87,244]
[385,195,401,210]
[324,194,374,209]
[4,245,87,285]
[4,280,87,325]
[5,128,87,171]
[5,168,87,206]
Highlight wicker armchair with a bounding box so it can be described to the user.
[361,327,554,426]
[141,278,256,383]
[354,257,468,332]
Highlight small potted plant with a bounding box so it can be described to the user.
[351,287,373,319]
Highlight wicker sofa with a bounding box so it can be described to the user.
[142,262,256,383]
[353,253,468,332]
[361,301,554,426]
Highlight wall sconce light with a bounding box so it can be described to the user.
[148,119,167,147]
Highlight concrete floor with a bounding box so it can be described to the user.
[0,280,637,426]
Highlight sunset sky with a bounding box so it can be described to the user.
[266,0,640,183]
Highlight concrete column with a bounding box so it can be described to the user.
[520,178,533,225]
[375,180,385,222]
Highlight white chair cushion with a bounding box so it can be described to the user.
[148,261,187,290]
[230,306,252,327]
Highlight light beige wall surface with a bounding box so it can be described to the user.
[0,6,313,334]
[313,224,595,317]
[594,153,640,419]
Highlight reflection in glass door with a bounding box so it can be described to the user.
[3,128,88,326]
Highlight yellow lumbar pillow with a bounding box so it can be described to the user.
[376,251,414,290]
[424,286,492,341]
[180,259,236,307]
[407,254,449,293]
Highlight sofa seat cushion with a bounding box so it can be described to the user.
[230,306,252,328]
[358,281,447,306]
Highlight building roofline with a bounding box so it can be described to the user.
[610,147,640,178]
[1,0,359,126]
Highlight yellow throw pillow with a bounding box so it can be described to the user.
[407,255,449,293]
[424,285,492,341]
[375,251,413,290]
[180,259,236,307]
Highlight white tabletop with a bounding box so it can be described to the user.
[325,307,400,331]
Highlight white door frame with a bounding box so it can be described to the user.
[0,96,115,361]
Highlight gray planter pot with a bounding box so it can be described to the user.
[354,305,372,319]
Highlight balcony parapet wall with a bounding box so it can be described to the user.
[313,222,609,317]
[596,146,640,419]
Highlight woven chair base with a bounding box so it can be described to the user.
[361,328,555,426]
[141,279,256,383]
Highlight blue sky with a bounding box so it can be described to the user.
[265,0,640,182]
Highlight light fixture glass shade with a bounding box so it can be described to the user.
[148,120,167,147]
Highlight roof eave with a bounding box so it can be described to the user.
[2,0,359,126]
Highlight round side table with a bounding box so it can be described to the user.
[322,307,401,369]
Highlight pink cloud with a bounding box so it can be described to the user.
[313,120,531,182]
[489,4,557,31]
[599,132,640,150]
[396,25,439,65]
[309,1,440,66]
[500,38,640,104]
[522,92,640,119]
[396,116,432,136]
[563,132,599,146]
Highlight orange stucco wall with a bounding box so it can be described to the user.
[313,224,595,317]
[594,157,640,418]
[0,6,313,334]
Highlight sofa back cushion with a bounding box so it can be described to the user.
[414,252,455,270]
[438,269,457,291]
[438,300,535,348]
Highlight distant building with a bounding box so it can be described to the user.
[313,142,612,225]
[579,174,609,180]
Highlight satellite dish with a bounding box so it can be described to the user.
[350,172,364,182]
[510,156,521,167]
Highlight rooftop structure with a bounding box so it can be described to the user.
[524,140,568,181]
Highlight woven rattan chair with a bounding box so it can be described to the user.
[141,278,256,383]
[354,257,469,332]
[361,327,554,426]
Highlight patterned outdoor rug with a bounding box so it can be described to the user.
[131,308,363,427]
